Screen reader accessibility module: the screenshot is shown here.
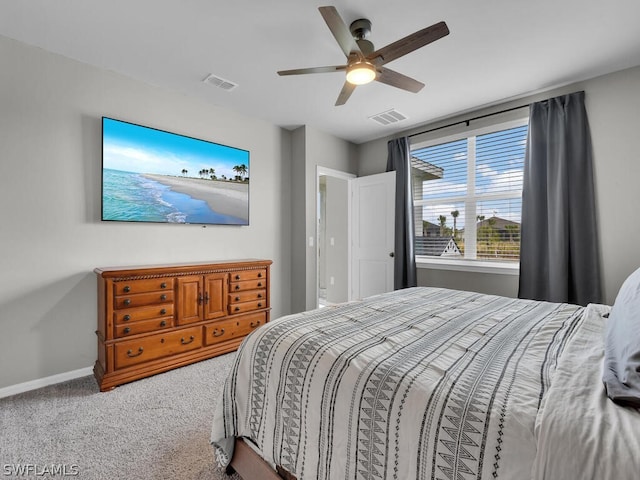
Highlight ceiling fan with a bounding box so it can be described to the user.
[277,6,449,106]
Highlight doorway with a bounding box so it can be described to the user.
[316,167,355,308]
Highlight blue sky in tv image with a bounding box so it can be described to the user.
[101,117,250,225]
[102,117,249,179]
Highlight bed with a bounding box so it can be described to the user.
[211,286,640,480]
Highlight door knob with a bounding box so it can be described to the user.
[389,252,395,257]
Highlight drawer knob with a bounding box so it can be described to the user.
[235,285,240,291]
[235,296,240,301]
[181,335,195,345]
[257,282,262,287]
[127,347,143,357]
[160,320,167,327]
[123,327,131,334]
[160,294,167,301]
[257,293,263,298]
[123,299,131,306]
[123,315,131,322]
[235,275,241,280]
[258,273,262,278]
[160,309,167,315]
[123,286,131,293]
[258,303,262,308]
[160,282,167,289]
[234,307,240,312]
[212,328,225,337]
[250,321,261,328]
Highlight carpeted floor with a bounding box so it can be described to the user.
[0,353,241,480]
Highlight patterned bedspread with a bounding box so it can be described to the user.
[211,287,585,480]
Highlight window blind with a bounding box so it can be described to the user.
[412,123,528,262]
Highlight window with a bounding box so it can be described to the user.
[411,120,528,267]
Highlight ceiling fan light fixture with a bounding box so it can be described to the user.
[346,61,376,85]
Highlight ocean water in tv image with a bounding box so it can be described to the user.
[102,169,243,224]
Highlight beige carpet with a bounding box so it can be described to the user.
[0,353,241,480]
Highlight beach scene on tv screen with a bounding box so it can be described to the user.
[102,117,249,225]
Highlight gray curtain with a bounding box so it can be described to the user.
[386,137,417,289]
[518,91,602,306]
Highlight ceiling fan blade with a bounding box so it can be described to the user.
[335,81,356,106]
[278,65,347,76]
[368,21,449,66]
[319,6,361,58]
[376,67,425,93]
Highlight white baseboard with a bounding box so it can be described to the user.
[0,366,94,399]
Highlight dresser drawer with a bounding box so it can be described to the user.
[114,304,174,325]
[114,326,202,369]
[114,291,174,309]
[113,278,174,295]
[115,317,173,338]
[229,279,267,292]
[204,312,266,346]
[228,289,267,304]
[229,300,266,315]
[230,269,267,282]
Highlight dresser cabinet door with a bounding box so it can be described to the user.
[176,275,203,325]
[203,273,227,321]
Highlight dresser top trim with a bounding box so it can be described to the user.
[95,259,272,280]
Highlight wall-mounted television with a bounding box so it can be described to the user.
[101,117,249,225]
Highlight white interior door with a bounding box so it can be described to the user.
[350,171,396,300]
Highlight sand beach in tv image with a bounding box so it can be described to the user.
[101,117,249,225]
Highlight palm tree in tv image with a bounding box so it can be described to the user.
[233,164,248,182]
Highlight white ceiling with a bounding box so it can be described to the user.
[1,0,640,144]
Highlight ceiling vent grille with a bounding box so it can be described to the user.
[202,73,238,91]
[369,109,408,126]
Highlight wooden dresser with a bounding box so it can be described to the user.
[94,259,271,391]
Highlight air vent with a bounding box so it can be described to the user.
[202,73,238,91]
[369,109,408,126]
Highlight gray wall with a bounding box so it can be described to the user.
[290,126,358,312]
[318,179,327,291]
[417,269,518,298]
[0,36,293,389]
[357,65,640,305]
[290,128,308,313]
[325,176,349,304]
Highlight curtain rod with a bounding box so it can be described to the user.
[407,103,530,139]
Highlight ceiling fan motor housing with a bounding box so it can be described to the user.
[350,19,374,55]
[350,18,372,39]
